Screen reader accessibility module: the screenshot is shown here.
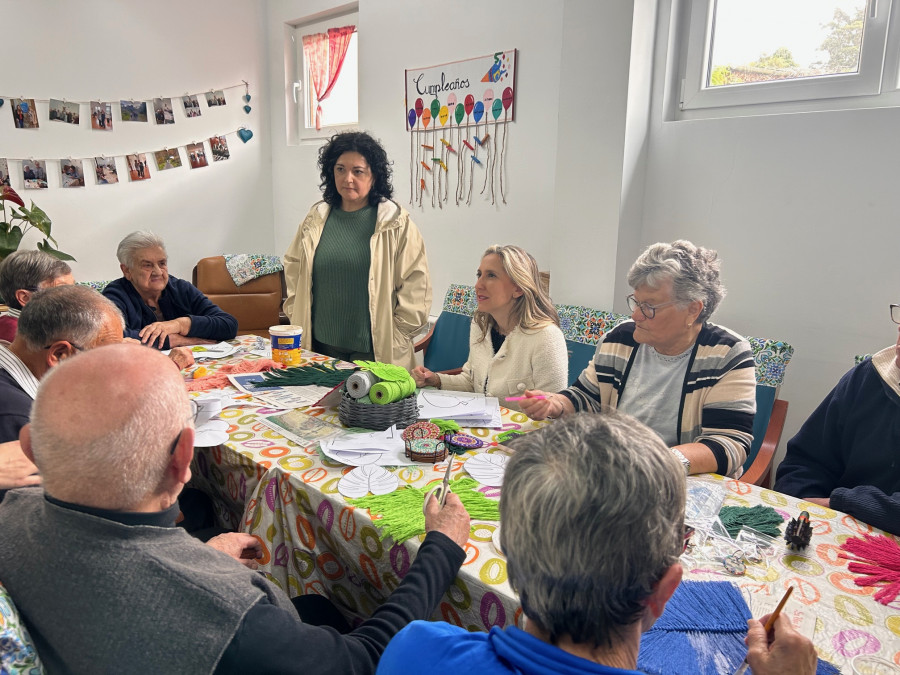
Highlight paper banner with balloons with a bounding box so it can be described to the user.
[405,50,516,209]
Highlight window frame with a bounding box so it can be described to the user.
[289,10,359,142]
[675,0,900,117]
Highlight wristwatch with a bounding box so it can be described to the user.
[671,448,691,476]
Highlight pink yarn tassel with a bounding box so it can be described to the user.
[839,534,900,605]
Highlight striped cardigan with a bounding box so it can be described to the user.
[560,321,756,477]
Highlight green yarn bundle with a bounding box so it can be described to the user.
[430,419,461,435]
[354,359,416,405]
[718,505,784,538]
[347,477,499,544]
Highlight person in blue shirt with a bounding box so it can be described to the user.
[775,303,900,535]
[103,231,237,349]
[378,412,817,675]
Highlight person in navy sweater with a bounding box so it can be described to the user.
[103,231,237,350]
[379,412,816,675]
[775,304,900,535]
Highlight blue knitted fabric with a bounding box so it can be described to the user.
[637,581,840,675]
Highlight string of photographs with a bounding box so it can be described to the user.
[2,81,251,131]
[405,50,516,210]
[0,127,250,190]
[0,81,253,189]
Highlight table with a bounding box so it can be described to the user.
[189,337,900,672]
[188,336,549,632]
[684,475,900,673]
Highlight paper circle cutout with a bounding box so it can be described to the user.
[414,98,424,117]
[492,98,502,120]
[483,89,494,106]
[338,465,399,499]
[447,93,458,107]
[502,87,514,110]
[438,106,449,126]
[408,109,417,128]
[464,95,475,115]
[455,103,465,124]
[193,419,230,447]
[473,101,484,123]
[430,98,440,117]
[421,108,432,128]
[464,453,508,487]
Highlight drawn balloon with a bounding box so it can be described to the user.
[464,94,475,116]
[473,100,484,123]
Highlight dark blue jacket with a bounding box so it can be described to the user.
[774,356,900,535]
[103,276,237,349]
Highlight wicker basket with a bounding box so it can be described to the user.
[338,387,419,431]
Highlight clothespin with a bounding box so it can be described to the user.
[463,140,475,151]
[438,160,447,171]
[420,178,427,191]
[474,136,483,146]
[420,161,431,172]
[482,132,491,144]
[432,157,441,163]
[440,139,456,153]
[421,144,434,150]
[471,155,482,165]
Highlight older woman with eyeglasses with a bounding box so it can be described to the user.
[520,240,756,478]
[774,303,900,536]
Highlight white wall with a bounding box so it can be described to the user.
[641,0,900,463]
[0,0,273,282]
[267,0,635,315]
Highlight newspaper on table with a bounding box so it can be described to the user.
[226,373,333,409]
[256,409,345,447]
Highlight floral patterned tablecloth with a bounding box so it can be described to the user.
[188,337,548,632]
[189,338,900,670]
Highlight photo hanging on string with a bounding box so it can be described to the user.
[94,157,119,185]
[205,90,226,107]
[210,136,230,161]
[49,99,80,125]
[11,99,39,129]
[60,160,85,188]
[182,95,202,118]
[187,143,208,169]
[120,100,148,122]
[90,101,113,131]
[0,159,10,187]
[22,161,48,189]
[154,148,182,171]
[125,153,151,182]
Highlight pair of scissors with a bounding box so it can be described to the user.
[424,459,454,512]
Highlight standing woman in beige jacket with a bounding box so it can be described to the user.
[283,132,431,370]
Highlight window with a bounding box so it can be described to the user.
[285,10,359,144]
[292,13,358,135]
[675,0,899,115]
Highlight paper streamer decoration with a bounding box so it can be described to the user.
[405,50,516,210]
[464,453,508,487]
[337,465,399,499]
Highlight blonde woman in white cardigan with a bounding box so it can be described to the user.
[411,245,567,411]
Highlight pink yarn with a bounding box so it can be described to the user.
[838,534,900,605]
[185,358,283,392]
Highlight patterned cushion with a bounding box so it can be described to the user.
[745,336,794,387]
[555,304,630,345]
[223,254,283,287]
[76,280,113,293]
[441,284,477,316]
[0,582,44,674]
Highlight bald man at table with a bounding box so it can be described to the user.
[0,343,470,674]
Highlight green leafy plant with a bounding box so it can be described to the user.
[0,185,75,261]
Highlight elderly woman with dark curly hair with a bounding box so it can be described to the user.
[521,240,756,478]
[283,131,431,369]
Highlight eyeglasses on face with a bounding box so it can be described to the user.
[891,304,900,324]
[42,340,85,353]
[626,294,680,320]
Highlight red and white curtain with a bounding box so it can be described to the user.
[302,25,355,130]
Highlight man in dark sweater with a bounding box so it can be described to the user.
[0,343,470,674]
[774,309,900,535]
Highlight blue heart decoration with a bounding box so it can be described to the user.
[243,94,251,103]
[238,128,253,143]
[0,98,4,108]
[243,105,251,114]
